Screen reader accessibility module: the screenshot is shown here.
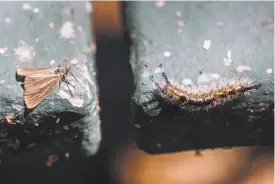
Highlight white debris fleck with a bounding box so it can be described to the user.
[176,11,182,17]
[0,47,8,54]
[77,26,83,33]
[224,58,232,66]
[33,8,39,13]
[210,73,220,79]
[69,97,84,107]
[65,152,70,159]
[35,38,39,43]
[3,17,11,24]
[155,0,166,8]
[154,67,164,73]
[22,3,32,11]
[50,60,55,65]
[71,59,78,64]
[227,50,232,58]
[0,80,5,85]
[181,78,193,86]
[14,41,36,62]
[266,68,272,74]
[164,51,171,57]
[203,40,211,50]
[60,21,76,39]
[134,124,141,128]
[85,2,93,13]
[236,65,252,72]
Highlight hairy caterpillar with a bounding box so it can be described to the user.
[149,71,261,112]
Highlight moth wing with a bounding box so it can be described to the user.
[16,68,58,77]
[23,75,61,109]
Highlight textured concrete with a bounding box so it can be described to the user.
[0,1,101,158]
[124,1,274,154]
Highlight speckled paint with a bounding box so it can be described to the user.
[0,1,100,156]
[125,1,274,154]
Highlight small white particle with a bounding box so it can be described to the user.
[176,11,182,17]
[224,58,232,66]
[71,59,78,64]
[22,3,32,11]
[156,143,162,148]
[33,8,40,13]
[63,125,70,131]
[77,26,83,33]
[236,65,252,72]
[50,60,55,65]
[154,67,164,73]
[181,78,193,86]
[203,40,211,50]
[0,80,5,85]
[35,38,39,43]
[0,47,7,54]
[14,41,36,62]
[210,73,220,79]
[85,2,93,13]
[3,17,11,24]
[266,68,272,74]
[227,50,232,58]
[134,124,141,128]
[60,21,76,39]
[65,152,70,159]
[155,0,166,8]
[164,51,171,57]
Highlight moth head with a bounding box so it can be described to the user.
[179,95,188,102]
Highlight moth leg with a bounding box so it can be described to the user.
[68,71,80,84]
[64,81,74,97]
[63,79,75,88]
[149,76,162,90]
[58,80,62,93]
[161,72,170,84]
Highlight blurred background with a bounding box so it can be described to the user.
[93,1,274,184]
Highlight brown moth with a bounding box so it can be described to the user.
[16,64,78,110]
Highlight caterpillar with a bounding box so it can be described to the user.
[149,71,262,112]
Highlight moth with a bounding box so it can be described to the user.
[16,63,78,110]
